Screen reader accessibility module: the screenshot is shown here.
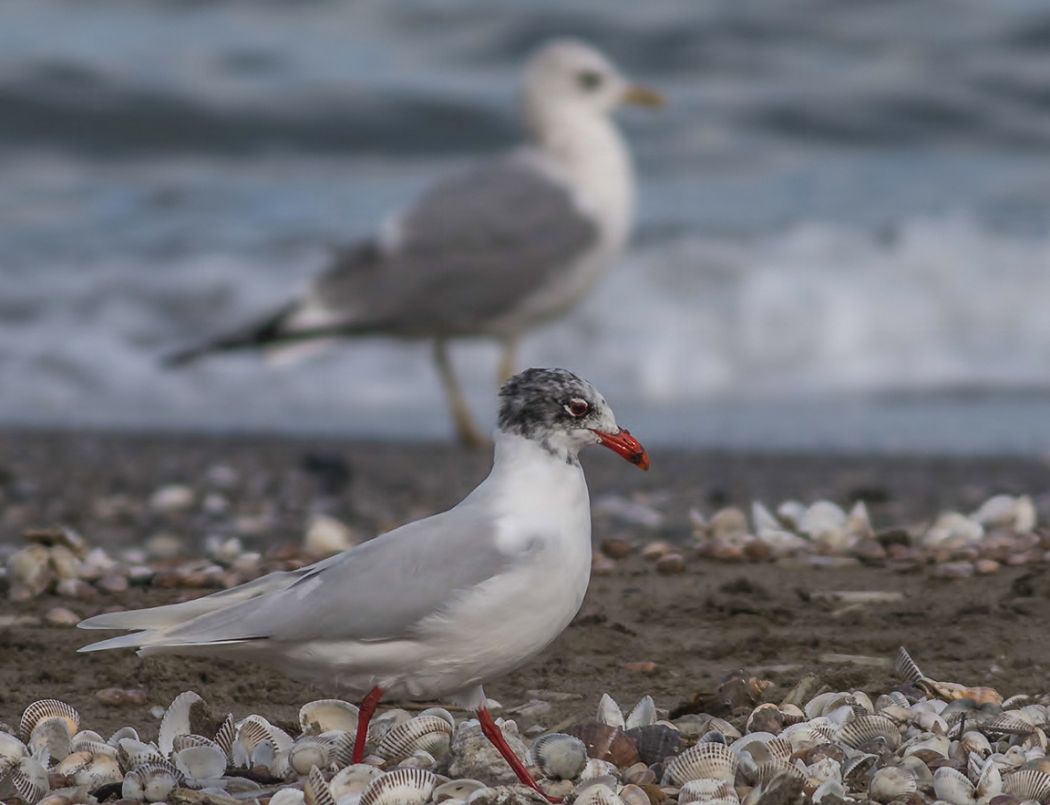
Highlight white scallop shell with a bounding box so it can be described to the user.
[903,731,950,760]
[121,763,179,801]
[19,699,79,746]
[374,715,453,764]
[29,718,73,762]
[11,756,50,805]
[531,733,588,780]
[597,694,625,729]
[330,763,384,797]
[434,779,489,802]
[290,738,334,777]
[158,691,204,756]
[678,778,738,804]
[868,766,917,803]
[618,783,652,805]
[835,714,901,752]
[117,738,166,771]
[304,764,337,805]
[360,767,438,805]
[108,726,139,746]
[1003,768,1050,801]
[625,696,657,730]
[663,742,738,785]
[579,758,619,781]
[574,782,626,805]
[300,699,360,736]
[174,742,228,781]
[269,790,307,805]
[933,766,976,805]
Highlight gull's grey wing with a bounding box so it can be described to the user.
[154,503,510,646]
[287,155,601,337]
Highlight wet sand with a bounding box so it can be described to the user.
[2,429,1050,736]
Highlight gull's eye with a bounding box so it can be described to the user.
[565,398,590,417]
[577,70,603,91]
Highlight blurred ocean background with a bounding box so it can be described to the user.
[4,0,1050,452]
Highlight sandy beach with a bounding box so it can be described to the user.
[3,428,1049,739]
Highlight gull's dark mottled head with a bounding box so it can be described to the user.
[498,368,650,470]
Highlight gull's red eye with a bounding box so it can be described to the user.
[566,398,590,417]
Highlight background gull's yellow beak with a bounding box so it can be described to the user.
[621,84,665,108]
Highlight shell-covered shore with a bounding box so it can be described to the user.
[4,647,1050,805]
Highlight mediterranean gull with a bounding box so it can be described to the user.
[166,39,662,446]
[78,367,650,798]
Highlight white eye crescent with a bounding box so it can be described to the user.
[565,398,590,417]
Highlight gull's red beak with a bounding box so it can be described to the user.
[592,428,650,471]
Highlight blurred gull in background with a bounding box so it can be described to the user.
[167,38,661,445]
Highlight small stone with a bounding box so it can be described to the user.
[205,464,240,489]
[640,541,673,561]
[932,561,975,579]
[44,606,80,626]
[591,553,617,577]
[97,574,129,593]
[655,553,686,575]
[710,507,748,540]
[601,536,634,559]
[146,533,185,559]
[202,493,230,516]
[149,484,196,513]
[55,577,98,600]
[304,514,357,557]
[625,661,658,674]
[975,558,1000,575]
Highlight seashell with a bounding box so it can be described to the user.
[678,778,738,804]
[750,759,806,786]
[806,756,842,787]
[1002,768,1050,800]
[300,699,360,736]
[575,782,626,805]
[934,766,976,805]
[868,766,917,803]
[10,756,50,804]
[19,700,79,744]
[598,694,626,729]
[158,691,204,756]
[663,742,738,785]
[375,714,454,764]
[836,714,901,752]
[233,716,275,767]
[360,767,438,805]
[564,721,640,767]
[903,731,950,761]
[579,758,619,781]
[269,791,307,805]
[330,762,385,797]
[108,725,139,746]
[121,762,180,801]
[812,778,846,804]
[778,704,806,726]
[532,733,588,780]
[977,761,1003,799]
[899,755,933,788]
[29,717,73,762]
[625,697,657,730]
[434,778,489,801]
[672,715,740,742]
[619,782,653,805]
[621,762,656,786]
[117,737,167,770]
[174,742,228,780]
[289,738,334,777]
[396,748,438,770]
[876,691,910,711]
[623,724,682,767]
[57,749,123,791]
[746,704,783,735]
[985,714,1036,737]
[804,692,848,721]
[304,765,337,805]
[841,752,878,789]
[214,713,236,760]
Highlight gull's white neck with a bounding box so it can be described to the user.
[527,106,634,253]
[472,431,590,523]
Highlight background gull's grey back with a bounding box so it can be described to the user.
[4,0,1050,452]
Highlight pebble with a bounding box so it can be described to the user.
[600,536,634,559]
[975,558,1001,575]
[640,541,673,561]
[146,533,185,559]
[304,513,357,557]
[591,553,617,577]
[932,560,975,579]
[149,484,196,513]
[44,606,80,626]
[624,661,657,674]
[655,553,686,575]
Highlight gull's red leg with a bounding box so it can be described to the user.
[476,706,559,803]
[352,686,384,763]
